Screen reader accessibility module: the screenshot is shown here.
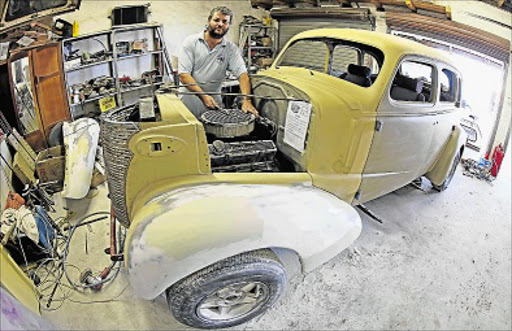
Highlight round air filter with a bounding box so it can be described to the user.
[201,109,255,138]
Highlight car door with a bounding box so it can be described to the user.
[427,65,462,164]
[357,56,438,203]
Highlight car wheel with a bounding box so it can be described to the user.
[433,151,461,192]
[166,249,287,329]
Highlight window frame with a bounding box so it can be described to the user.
[275,37,385,86]
[329,44,362,75]
[437,66,461,105]
[275,38,331,73]
[388,55,438,106]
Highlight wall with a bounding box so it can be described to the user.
[58,0,264,55]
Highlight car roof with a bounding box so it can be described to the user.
[289,28,455,67]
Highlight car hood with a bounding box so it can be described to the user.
[254,67,375,113]
[0,0,81,33]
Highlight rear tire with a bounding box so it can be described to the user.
[166,249,287,329]
[433,151,461,192]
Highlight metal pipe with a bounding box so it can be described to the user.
[159,89,307,102]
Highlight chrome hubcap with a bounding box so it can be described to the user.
[197,281,270,320]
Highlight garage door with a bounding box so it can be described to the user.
[385,12,510,64]
[270,8,374,50]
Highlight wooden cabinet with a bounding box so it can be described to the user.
[8,42,70,151]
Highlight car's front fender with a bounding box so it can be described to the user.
[125,183,361,299]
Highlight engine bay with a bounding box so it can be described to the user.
[201,108,295,173]
[120,99,297,173]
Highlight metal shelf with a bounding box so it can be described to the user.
[63,29,111,43]
[65,58,113,72]
[121,81,164,93]
[243,25,274,28]
[63,23,173,117]
[70,91,118,107]
[116,50,163,61]
[112,22,162,32]
[239,23,277,73]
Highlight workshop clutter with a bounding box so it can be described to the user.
[64,42,111,70]
[119,69,162,90]
[0,112,105,197]
[239,15,277,73]
[462,143,507,183]
[0,20,63,62]
[35,146,65,192]
[1,112,118,311]
[69,76,117,103]
[1,197,55,252]
[116,38,148,56]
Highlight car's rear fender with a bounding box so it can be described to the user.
[425,125,466,186]
[124,183,362,299]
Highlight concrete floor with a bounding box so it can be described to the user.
[40,151,511,330]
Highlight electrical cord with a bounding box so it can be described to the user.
[31,210,127,310]
[62,211,114,290]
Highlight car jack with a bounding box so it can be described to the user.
[356,204,384,224]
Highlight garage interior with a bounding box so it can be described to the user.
[0,0,511,330]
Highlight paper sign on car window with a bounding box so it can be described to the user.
[283,101,312,153]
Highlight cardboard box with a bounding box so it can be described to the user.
[257,57,274,69]
[13,152,35,184]
[36,146,65,185]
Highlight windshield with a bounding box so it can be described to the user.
[276,38,384,87]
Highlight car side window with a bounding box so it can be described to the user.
[390,60,433,103]
[277,40,328,73]
[331,45,359,75]
[332,45,380,88]
[363,53,380,75]
[439,69,459,103]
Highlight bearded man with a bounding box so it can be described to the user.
[178,6,258,118]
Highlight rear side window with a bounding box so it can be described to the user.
[440,69,459,102]
[277,40,328,72]
[363,53,380,75]
[390,61,433,103]
[331,45,359,74]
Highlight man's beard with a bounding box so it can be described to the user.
[208,25,229,39]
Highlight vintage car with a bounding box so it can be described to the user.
[100,29,466,328]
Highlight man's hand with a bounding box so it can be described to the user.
[241,99,259,117]
[200,95,220,109]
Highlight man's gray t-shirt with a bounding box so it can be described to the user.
[178,32,247,118]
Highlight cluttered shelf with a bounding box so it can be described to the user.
[112,21,162,32]
[65,58,113,72]
[69,91,118,107]
[121,81,164,93]
[62,29,111,43]
[116,50,163,61]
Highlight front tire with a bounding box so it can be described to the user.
[166,249,287,329]
[433,151,461,192]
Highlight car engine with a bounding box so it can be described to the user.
[201,108,279,173]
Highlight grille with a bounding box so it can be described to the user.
[201,109,255,138]
[100,105,140,227]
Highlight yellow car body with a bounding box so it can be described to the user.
[101,29,465,300]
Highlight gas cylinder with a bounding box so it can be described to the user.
[490,144,505,177]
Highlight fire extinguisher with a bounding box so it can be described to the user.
[490,144,505,177]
